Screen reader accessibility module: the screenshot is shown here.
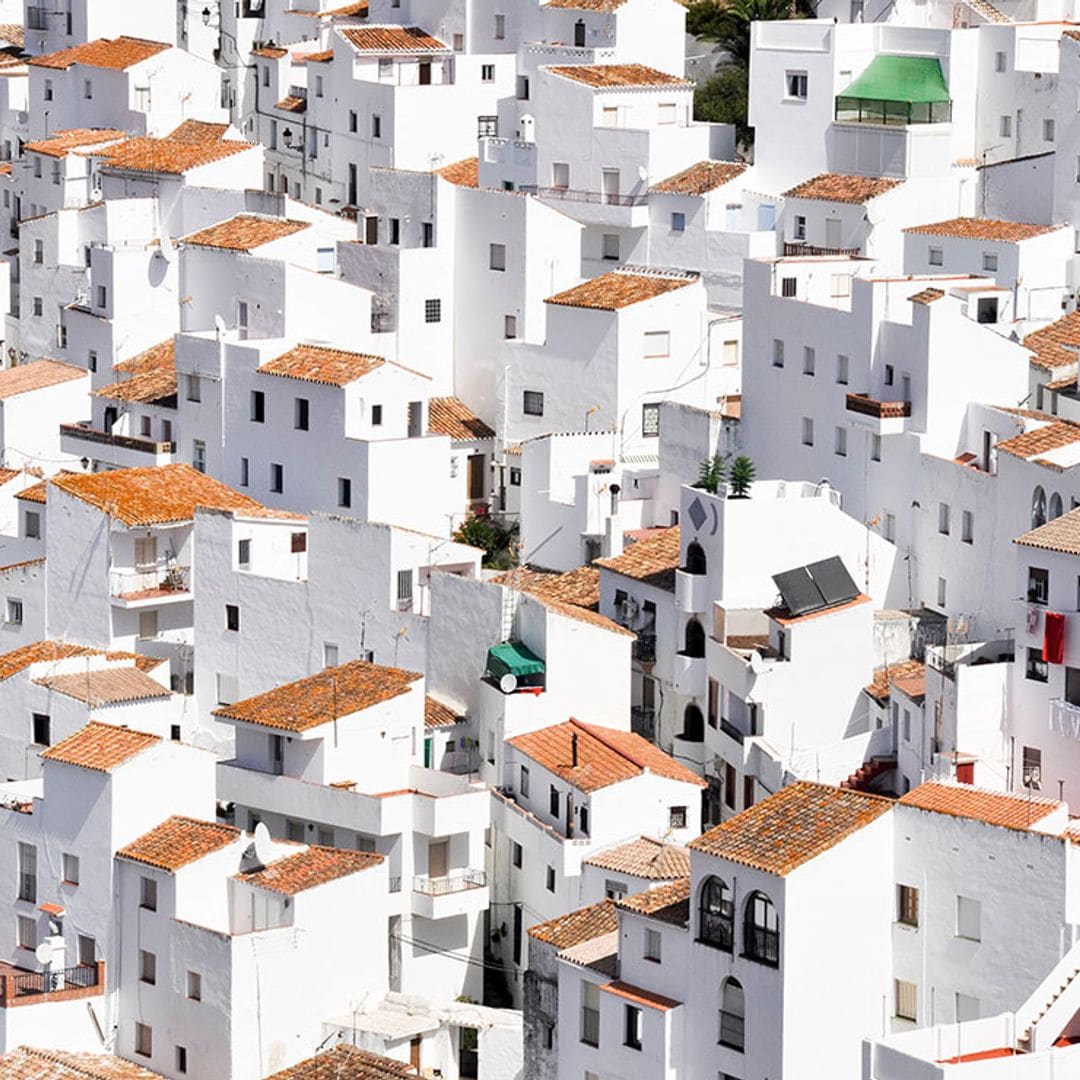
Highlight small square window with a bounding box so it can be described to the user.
[489,243,506,271]
[62,852,79,885]
[1028,566,1049,605]
[785,70,808,99]
[24,511,40,539]
[671,211,685,232]
[781,277,797,298]
[523,390,544,417]
[982,252,998,273]
[32,713,49,747]
[928,247,943,266]
[425,298,442,323]
[6,598,22,625]
[481,63,495,82]
[669,805,687,829]
[642,403,660,438]
[141,876,157,911]
[602,233,620,261]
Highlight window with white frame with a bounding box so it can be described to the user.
[928,247,943,266]
[785,71,808,99]
[644,927,661,961]
[644,331,670,358]
[982,252,998,272]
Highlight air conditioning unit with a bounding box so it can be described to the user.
[620,598,639,623]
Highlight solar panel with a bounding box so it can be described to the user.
[807,556,860,607]
[772,567,826,617]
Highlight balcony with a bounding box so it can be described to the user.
[1050,698,1080,739]
[630,705,656,740]
[110,566,191,607]
[673,652,706,697]
[632,632,656,664]
[521,183,649,227]
[60,423,175,469]
[411,869,488,920]
[0,960,104,1008]
[675,569,708,614]
[844,393,910,435]
[783,241,861,257]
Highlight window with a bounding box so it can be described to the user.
[477,115,498,138]
[83,79,92,99]
[489,243,506,271]
[602,233,620,260]
[1000,114,1012,137]
[1044,118,1055,142]
[831,274,852,298]
[135,1023,152,1058]
[546,865,555,892]
[938,503,950,535]
[396,569,413,611]
[250,390,265,423]
[519,765,530,798]
[772,339,784,367]
[743,891,779,965]
[644,331,670,358]
[44,79,52,101]
[24,511,39,540]
[523,391,544,417]
[723,340,738,366]
[928,247,943,266]
[793,214,806,240]
[803,346,815,375]
[669,805,687,829]
[898,884,919,927]
[32,296,42,317]
[323,643,339,668]
[801,417,814,446]
[192,440,206,474]
[511,840,523,869]
[671,211,685,232]
[225,604,239,632]
[785,70,808,99]
[698,876,734,951]
[33,239,42,265]
[719,978,745,1051]
[494,12,505,38]
[294,398,309,431]
[481,63,495,82]
[956,895,981,941]
[16,915,34,950]
[32,156,42,179]
[510,468,521,486]
[96,285,107,309]
[176,1046,188,1074]
[337,478,351,508]
[581,982,600,1046]
[62,853,79,885]
[895,980,917,1021]
[504,314,517,339]
[961,510,973,544]
[424,298,441,323]
[549,785,560,816]
[1028,566,1049,605]
[140,949,156,985]
[605,879,627,900]
[982,252,998,273]
[371,114,381,138]
[270,463,283,493]
[389,218,400,245]
[239,458,249,488]
[781,276,797,298]
[834,427,847,457]
[1023,745,1042,787]
[237,539,251,569]
[995,50,1006,72]
[6,598,21,625]
[422,222,434,247]
[140,876,157,911]
[657,102,677,124]
[17,843,36,902]
[836,354,849,384]
[78,935,95,966]
[644,927,661,961]
[1026,646,1049,683]
[884,513,896,542]
[371,404,383,426]
[871,434,882,462]
[624,1005,643,1050]
[32,713,49,746]
[88,350,97,373]
[642,403,660,438]
[1033,485,1048,528]
[348,109,357,132]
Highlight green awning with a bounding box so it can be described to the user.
[487,642,545,680]
[841,55,950,104]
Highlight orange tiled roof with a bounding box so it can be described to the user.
[995,420,1080,461]
[237,845,383,895]
[323,0,371,14]
[1024,310,1080,371]
[0,359,85,399]
[34,668,171,707]
[910,287,945,305]
[0,24,23,49]
[545,0,629,8]
[24,129,126,158]
[52,464,262,526]
[0,1046,164,1079]
[537,593,634,636]
[650,160,747,195]
[899,781,1061,831]
[183,214,311,251]
[528,899,618,947]
[509,718,705,793]
[1015,506,1080,554]
[595,526,680,589]
[265,1045,416,1080]
[118,816,241,871]
[31,36,171,70]
[688,781,892,875]
[257,344,405,386]
[41,721,160,772]
[213,659,422,732]
[97,136,255,175]
[903,217,1062,242]
[546,271,694,311]
[425,694,463,729]
[15,477,49,503]
[428,396,494,440]
[490,565,600,610]
[783,173,903,204]
[94,340,176,405]
[167,119,230,144]
[865,659,926,703]
[340,26,448,51]
[546,63,690,89]
[275,95,307,113]
[584,836,690,879]
[0,641,162,681]
[252,46,288,58]
[601,979,681,1011]
[298,49,334,62]
[615,877,690,925]
[438,157,479,188]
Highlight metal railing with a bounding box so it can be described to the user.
[783,241,861,257]
[9,963,98,998]
[719,718,745,746]
[632,633,656,663]
[631,705,656,740]
[110,565,190,598]
[413,869,486,896]
[698,910,734,951]
[61,423,176,455]
[520,185,648,207]
[389,876,402,893]
[745,926,780,966]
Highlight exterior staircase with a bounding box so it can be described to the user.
[1015,939,1080,1052]
[841,755,896,792]
[964,0,1010,22]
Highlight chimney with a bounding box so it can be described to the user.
[571,732,579,768]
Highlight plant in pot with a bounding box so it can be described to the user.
[694,454,726,495]
[728,455,755,498]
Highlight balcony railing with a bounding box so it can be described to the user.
[413,869,486,896]
[110,565,190,598]
[631,705,656,740]
[60,422,176,455]
[633,633,656,663]
[845,393,911,420]
[0,961,103,1007]
[719,718,745,746]
[783,241,861,257]
[519,185,648,207]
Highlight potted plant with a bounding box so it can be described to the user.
[694,454,726,494]
[728,455,755,498]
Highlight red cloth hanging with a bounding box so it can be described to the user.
[1044,611,1066,664]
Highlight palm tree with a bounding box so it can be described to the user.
[688,0,812,69]
[728,455,756,498]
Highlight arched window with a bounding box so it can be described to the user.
[683,618,705,658]
[1050,492,1064,520]
[744,891,780,966]
[685,541,707,576]
[682,704,704,742]
[698,876,734,951]
[1032,486,1047,529]
[719,978,745,1051]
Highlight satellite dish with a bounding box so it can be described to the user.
[499,673,518,694]
[213,313,227,339]
[253,821,275,863]
[749,651,766,675]
[35,941,53,965]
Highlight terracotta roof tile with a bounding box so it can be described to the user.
[0,360,85,399]
[340,26,448,51]
[424,694,463,729]
[688,781,892,875]
[783,173,903,204]
[213,659,422,732]
[0,25,24,49]
[584,836,690,879]
[903,217,1062,242]
[94,340,176,405]
[509,718,705,793]
[545,0,628,8]
[31,36,171,70]
[34,668,170,707]
[650,160,747,195]
[601,979,680,1010]
[427,396,494,440]
[546,271,694,311]
[183,214,310,251]
[237,845,383,895]
[258,344,412,386]
[15,477,49,503]
[118,816,241,871]
[899,781,1062,831]
[275,95,307,113]
[97,136,255,175]
[323,1,371,14]
[0,1046,164,1079]
[865,659,926,703]
[0,468,21,485]
[546,63,690,89]
[910,287,945,305]
[1024,311,1080,370]
[1015,505,1080,554]
[24,129,126,159]
[52,464,262,526]
[490,565,600,609]
[995,421,1080,461]
[615,877,690,925]
[298,49,334,62]
[252,46,289,58]
[265,1045,415,1079]
[595,526,680,589]
[0,641,163,681]
[528,899,618,947]
[438,158,479,188]
[41,721,161,772]
[167,120,230,144]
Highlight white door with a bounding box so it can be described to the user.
[825,218,842,250]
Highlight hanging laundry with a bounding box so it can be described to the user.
[1044,611,1066,665]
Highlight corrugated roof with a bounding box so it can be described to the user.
[904,217,1062,242]
[546,271,694,310]
[41,721,161,772]
[31,36,170,70]
[94,340,176,405]
[528,898,618,947]
[584,836,690,879]
[595,527,680,590]
[427,396,494,440]
[182,214,311,251]
[340,26,448,51]
[784,173,903,204]
[34,668,171,707]
[117,816,241,871]
[899,781,1061,831]
[546,63,690,89]
[237,846,383,895]
[650,160,747,195]
[213,659,422,732]
[688,781,892,875]
[265,1045,416,1079]
[0,360,85,399]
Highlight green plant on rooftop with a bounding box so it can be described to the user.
[694,454,727,495]
[728,455,756,498]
